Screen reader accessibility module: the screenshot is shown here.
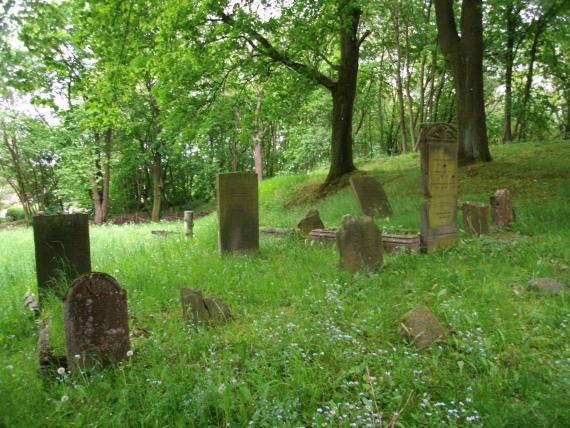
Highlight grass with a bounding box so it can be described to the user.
[1,140,569,427]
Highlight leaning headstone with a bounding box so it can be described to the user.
[184,210,194,239]
[462,202,490,235]
[33,213,91,300]
[336,214,383,273]
[350,175,392,217]
[527,278,565,295]
[419,123,459,252]
[400,306,446,349]
[180,288,210,324]
[296,209,324,236]
[64,273,130,370]
[216,172,259,253]
[204,297,232,323]
[490,189,515,228]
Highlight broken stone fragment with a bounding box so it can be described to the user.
[400,306,446,350]
[204,297,232,323]
[180,288,210,323]
[296,209,324,236]
[527,278,565,295]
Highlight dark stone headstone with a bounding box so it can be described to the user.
[296,208,325,235]
[180,288,210,324]
[216,172,259,253]
[419,123,459,252]
[462,202,490,235]
[527,278,565,295]
[490,189,515,228]
[400,306,446,349]
[64,273,130,370]
[336,214,383,273]
[350,175,392,217]
[204,297,232,323]
[33,214,91,300]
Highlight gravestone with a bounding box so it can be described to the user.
[490,189,515,228]
[64,273,130,370]
[382,232,421,253]
[33,213,91,300]
[350,175,392,217]
[462,202,490,235]
[184,210,194,239]
[419,123,459,252]
[180,288,210,323]
[400,306,446,349]
[296,208,325,235]
[204,297,232,322]
[216,172,259,253]
[336,215,383,273]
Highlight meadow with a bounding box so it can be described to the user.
[0,141,569,427]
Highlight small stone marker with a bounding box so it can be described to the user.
[64,273,130,370]
[527,278,565,295]
[184,210,194,239]
[296,209,324,236]
[382,232,421,253]
[33,213,91,300]
[308,229,337,245]
[419,123,459,252]
[180,288,210,323]
[336,215,383,273]
[462,202,490,235]
[350,175,392,217]
[180,288,232,324]
[400,306,445,349]
[490,189,515,228]
[216,172,259,253]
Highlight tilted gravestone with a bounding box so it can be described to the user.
[462,202,490,235]
[296,208,324,236]
[400,306,446,349]
[490,189,515,228]
[419,123,459,252]
[180,288,210,324]
[64,273,130,370]
[216,172,259,253]
[336,214,383,273]
[33,213,91,300]
[350,175,392,217]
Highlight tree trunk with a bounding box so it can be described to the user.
[502,2,516,143]
[565,89,570,139]
[252,92,264,182]
[393,2,408,154]
[404,19,416,148]
[151,150,162,222]
[434,0,491,164]
[91,128,112,225]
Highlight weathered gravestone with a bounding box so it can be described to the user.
[462,202,490,235]
[204,297,232,323]
[216,172,259,253]
[350,175,392,217]
[336,215,383,273]
[400,306,446,349]
[527,278,566,295]
[184,210,194,239]
[419,123,459,252]
[33,213,91,300]
[64,273,130,370]
[180,288,232,324]
[490,189,515,228]
[382,232,421,253]
[296,208,325,236]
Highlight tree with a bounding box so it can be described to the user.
[434,0,492,164]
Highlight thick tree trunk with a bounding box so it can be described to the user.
[393,2,408,154]
[502,3,516,144]
[151,151,162,222]
[91,128,111,225]
[565,90,570,139]
[434,0,491,164]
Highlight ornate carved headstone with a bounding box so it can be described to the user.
[462,202,490,235]
[419,123,459,252]
[350,175,392,217]
[216,172,259,253]
[64,273,130,370]
[33,214,91,300]
[400,306,446,349]
[296,208,324,235]
[490,189,515,228]
[336,214,383,273]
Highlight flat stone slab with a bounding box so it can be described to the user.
[527,278,565,295]
[400,306,446,349]
[382,233,421,253]
[308,228,337,245]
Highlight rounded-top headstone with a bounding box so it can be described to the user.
[297,208,325,236]
[336,214,383,273]
[64,272,130,369]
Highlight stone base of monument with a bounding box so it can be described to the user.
[382,232,421,253]
[307,229,337,245]
[180,288,232,324]
[260,226,294,235]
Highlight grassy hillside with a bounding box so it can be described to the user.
[1,141,569,427]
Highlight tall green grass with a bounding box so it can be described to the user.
[0,140,569,427]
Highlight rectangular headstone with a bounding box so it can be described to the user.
[462,202,490,235]
[419,123,459,253]
[337,215,383,272]
[216,172,259,253]
[33,214,91,300]
[350,175,392,217]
